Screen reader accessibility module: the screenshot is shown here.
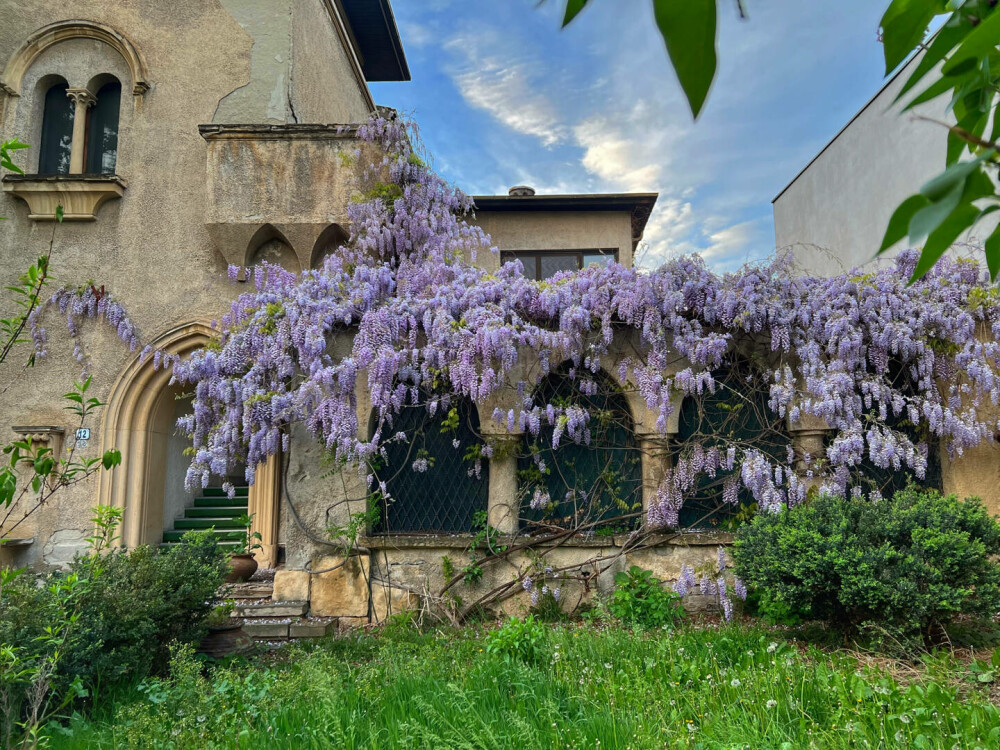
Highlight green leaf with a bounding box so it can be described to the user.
[897,12,976,105]
[942,6,1000,75]
[651,0,718,119]
[908,178,965,244]
[984,221,1000,281]
[55,204,64,223]
[910,201,980,282]
[880,0,942,75]
[102,449,121,470]
[562,0,589,26]
[880,196,930,254]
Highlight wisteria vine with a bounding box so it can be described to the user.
[28,114,1000,613]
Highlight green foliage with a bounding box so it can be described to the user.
[0,137,28,175]
[528,588,569,622]
[47,624,1000,749]
[878,0,1000,278]
[733,488,1000,644]
[61,530,230,686]
[230,512,263,556]
[608,565,684,629]
[0,524,228,744]
[484,615,549,664]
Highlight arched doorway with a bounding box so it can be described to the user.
[98,322,282,560]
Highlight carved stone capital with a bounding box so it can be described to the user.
[65,87,96,108]
[10,425,65,457]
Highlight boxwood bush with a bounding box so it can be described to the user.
[732,488,1000,643]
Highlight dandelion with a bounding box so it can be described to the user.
[767,642,778,653]
[766,700,777,709]
[730,678,741,687]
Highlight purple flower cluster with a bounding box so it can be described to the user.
[30,284,141,374]
[158,113,1000,522]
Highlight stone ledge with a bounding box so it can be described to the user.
[2,174,125,221]
[359,529,734,550]
[198,123,360,141]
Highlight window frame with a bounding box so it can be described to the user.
[500,249,618,281]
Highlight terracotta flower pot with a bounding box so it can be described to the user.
[226,552,258,583]
[197,623,252,658]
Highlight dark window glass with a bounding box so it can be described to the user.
[372,398,488,534]
[847,360,942,498]
[501,249,619,281]
[539,254,579,278]
[519,368,642,532]
[85,81,120,174]
[673,362,787,528]
[38,83,73,174]
[582,251,614,269]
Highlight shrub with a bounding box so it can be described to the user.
[0,527,228,729]
[485,615,548,664]
[63,530,229,686]
[733,488,1000,643]
[608,565,684,629]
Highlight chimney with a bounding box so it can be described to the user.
[508,185,536,197]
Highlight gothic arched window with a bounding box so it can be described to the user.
[673,361,787,528]
[372,398,489,534]
[84,79,121,173]
[38,80,73,174]
[519,368,642,532]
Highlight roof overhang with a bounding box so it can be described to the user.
[472,192,659,249]
[337,0,410,82]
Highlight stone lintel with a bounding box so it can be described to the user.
[2,174,125,221]
[198,123,361,141]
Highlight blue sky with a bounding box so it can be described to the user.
[370,0,893,272]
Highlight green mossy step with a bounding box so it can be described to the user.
[162,529,245,543]
[201,486,249,498]
[185,506,247,519]
[193,497,249,508]
[173,518,244,531]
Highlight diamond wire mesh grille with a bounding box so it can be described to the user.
[674,363,786,528]
[519,370,643,532]
[371,399,488,534]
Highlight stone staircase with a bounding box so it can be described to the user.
[221,577,337,641]
[162,486,249,549]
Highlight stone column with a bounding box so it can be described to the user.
[485,434,521,534]
[638,435,671,524]
[247,452,281,568]
[65,88,96,174]
[788,412,832,493]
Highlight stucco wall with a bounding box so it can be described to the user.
[471,210,635,272]
[772,55,997,276]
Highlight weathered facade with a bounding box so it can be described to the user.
[4,2,996,628]
[0,1,735,625]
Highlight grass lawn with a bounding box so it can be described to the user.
[47,620,1000,749]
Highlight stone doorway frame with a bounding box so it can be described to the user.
[97,321,281,559]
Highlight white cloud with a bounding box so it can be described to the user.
[445,32,566,146]
[390,0,892,272]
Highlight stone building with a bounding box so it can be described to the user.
[4,3,995,629]
[0,1,737,626]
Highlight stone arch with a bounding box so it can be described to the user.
[519,363,644,530]
[97,322,214,548]
[246,224,300,274]
[310,223,349,270]
[1,19,149,98]
[369,393,489,534]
